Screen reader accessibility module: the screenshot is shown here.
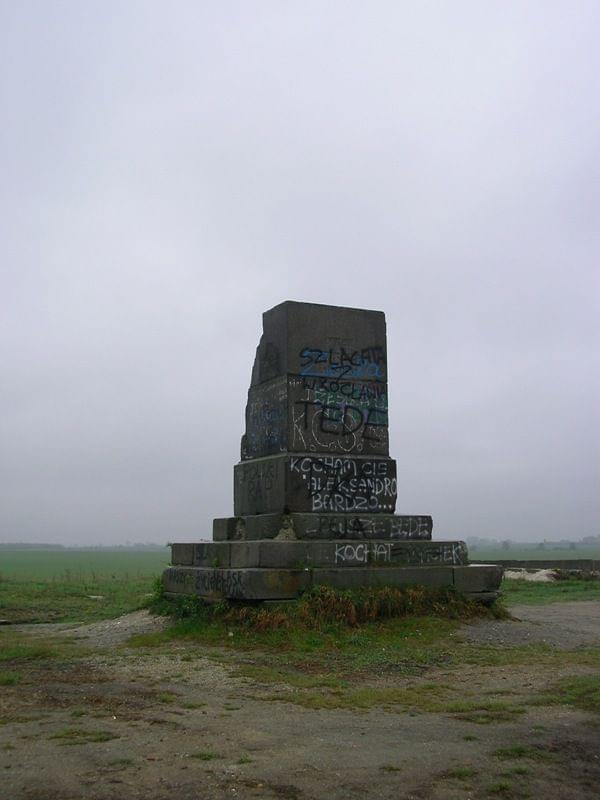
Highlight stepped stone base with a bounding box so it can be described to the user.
[165,534,503,601]
[163,561,503,602]
[213,513,432,541]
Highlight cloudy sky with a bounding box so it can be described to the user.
[1,2,598,545]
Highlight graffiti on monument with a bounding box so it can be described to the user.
[290,376,388,454]
[242,379,287,459]
[298,346,385,380]
[242,374,389,459]
[334,542,392,564]
[237,460,278,504]
[194,569,244,599]
[289,455,396,512]
[333,541,466,565]
[302,514,432,539]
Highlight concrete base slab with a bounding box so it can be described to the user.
[162,563,503,601]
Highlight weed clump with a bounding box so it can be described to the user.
[149,584,506,632]
[536,674,600,713]
[0,670,21,686]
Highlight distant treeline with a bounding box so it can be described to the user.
[0,543,168,551]
[467,535,600,550]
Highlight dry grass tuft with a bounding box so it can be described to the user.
[205,585,505,632]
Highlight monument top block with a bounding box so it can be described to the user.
[241,301,391,464]
[251,301,387,386]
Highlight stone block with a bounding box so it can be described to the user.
[284,374,388,456]
[234,454,397,515]
[193,541,232,568]
[212,517,241,541]
[233,455,286,515]
[241,374,388,460]
[241,514,288,539]
[163,566,310,600]
[250,301,387,386]
[263,540,465,569]
[334,540,467,567]
[311,566,455,591]
[453,564,504,593]
[163,567,197,595]
[170,543,195,566]
[241,376,289,460]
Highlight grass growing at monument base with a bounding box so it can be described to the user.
[2,579,599,739]
[133,584,508,675]
[129,587,600,704]
[131,584,600,717]
[148,582,505,634]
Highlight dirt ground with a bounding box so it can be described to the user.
[1,603,599,800]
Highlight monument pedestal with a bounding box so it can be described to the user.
[163,302,503,603]
[164,542,502,603]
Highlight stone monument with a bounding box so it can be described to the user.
[163,301,502,602]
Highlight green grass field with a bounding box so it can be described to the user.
[501,577,600,605]
[0,548,170,579]
[0,548,170,623]
[469,545,600,561]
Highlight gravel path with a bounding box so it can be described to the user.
[462,600,600,647]
[4,601,600,799]
[12,609,169,647]
[16,601,600,651]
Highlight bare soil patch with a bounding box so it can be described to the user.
[463,600,600,647]
[1,603,599,800]
[11,608,170,648]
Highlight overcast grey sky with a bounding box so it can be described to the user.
[1,1,598,545]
